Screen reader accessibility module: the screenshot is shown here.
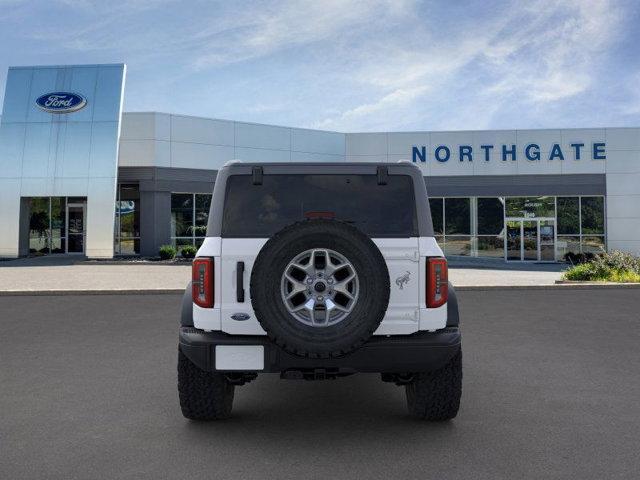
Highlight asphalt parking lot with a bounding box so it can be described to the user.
[1,289,639,480]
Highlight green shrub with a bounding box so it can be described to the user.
[594,250,640,273]
[563,250,640,282]
[608,270,640,283]
[159,244,177,260]
[563,263,595,281]
[180,244,197,258]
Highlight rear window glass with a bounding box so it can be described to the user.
[222,174,418,237]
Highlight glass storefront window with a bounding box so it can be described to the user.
[477,235,504,258]
[428,195,606,261]
[477,198,504,235]
[557,197,579,234]
[582,236,606,254]
[443,236,471,256]
[119,186,140,238]
[557,196,606,256]
[174,238,194,249]
[171,193,212,247]
[114,184,140,255]
[581,197,605,234]
[505,196,555,218]
[194,194,212,238]
[429,198,443,235]
[50,235,65,254]
[445,198,470,235]
[50,197,65,241]
[557,236,581,258]
[118,239,139,255]
[27,196,83,255]
[171,194,193,238]
[29,198,50,254]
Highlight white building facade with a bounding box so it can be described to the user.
[1,64,639,261]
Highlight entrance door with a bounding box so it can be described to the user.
[504,218,556,262]
[539,220,555,261]
[522,221,538,261]
[66,203,86,254]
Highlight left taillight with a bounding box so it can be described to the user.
[426,257,448,308]
[192,258,214,308]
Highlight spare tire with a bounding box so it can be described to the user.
[250,219,390,358]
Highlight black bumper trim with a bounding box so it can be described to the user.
[179,327,461,374]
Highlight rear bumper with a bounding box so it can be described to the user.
[179,327,461,374]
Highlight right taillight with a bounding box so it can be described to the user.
[426,257,448,308]
[192,258,214,308]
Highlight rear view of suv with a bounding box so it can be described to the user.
[178,161,462,421]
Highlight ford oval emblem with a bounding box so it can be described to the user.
[35,92,87,114]
[231,313,251,321]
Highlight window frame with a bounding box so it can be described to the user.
[427,194,606,259]
[170,192,212,247]
[114,184,141,256]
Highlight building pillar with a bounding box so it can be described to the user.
[139,189,171,256]
[0,182,20,258]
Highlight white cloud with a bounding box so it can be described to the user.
[190,0,413,69]
[313,85,429,130]
[315,0,625,130]
[482,0,622,103]
[1,0,631,130]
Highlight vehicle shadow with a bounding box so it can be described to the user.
[178,373,459,443]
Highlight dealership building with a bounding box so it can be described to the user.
[1,63,639,261]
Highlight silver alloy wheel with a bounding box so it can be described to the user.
[280,248,359,327]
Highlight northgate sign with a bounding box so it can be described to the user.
[411,142,606,163]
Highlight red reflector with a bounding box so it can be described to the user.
[192,258,214,308]
[304,211,336,219]
[426,257,448,308]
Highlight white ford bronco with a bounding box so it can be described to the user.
[178,162,462,420]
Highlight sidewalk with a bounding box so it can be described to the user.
[0,255,567,294]
[0,257,190,294]
[447,257,564,287]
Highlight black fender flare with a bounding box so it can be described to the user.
[180,281,194,327]
[446,281,460,327]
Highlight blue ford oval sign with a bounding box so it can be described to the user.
[36,92,87,114]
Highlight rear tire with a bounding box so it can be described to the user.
[405,349,462,421]
[178,348,234,420]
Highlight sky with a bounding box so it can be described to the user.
[0,0,639,132]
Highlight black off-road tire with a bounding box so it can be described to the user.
[178,348,234,420]
[405,349,462,421]
[250,219,390,359]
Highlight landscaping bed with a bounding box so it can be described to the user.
[79,256,192,265]
[80,245,197,264]
[562,251,640,283]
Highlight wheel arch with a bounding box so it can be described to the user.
[180,281,194,327]
[446,282,460,327]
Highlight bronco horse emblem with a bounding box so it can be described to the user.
[395,271,411,290]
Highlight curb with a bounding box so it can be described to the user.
[555,280,640,286]
[77,261,192,266]
[0,289,185,296]
[457,283,640,291]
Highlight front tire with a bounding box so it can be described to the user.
[405,349,462,421]
[178,348,234,420]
